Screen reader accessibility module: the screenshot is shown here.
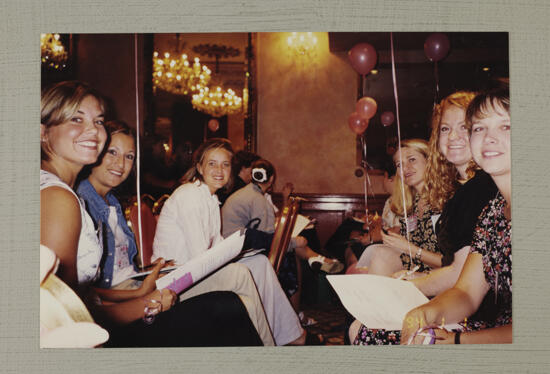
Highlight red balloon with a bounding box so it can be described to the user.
[348,112,369,135]
[208,119,219,132]
[348,43,377,75]
[424,33,450,62]
[356,97,377,120]
[380,111,395,127]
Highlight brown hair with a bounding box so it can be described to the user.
[180,138,234,192]
[78,120,136,183]
[41,81,106,161]
[390,138,430,216]
[465,88,510,132]
[425,91,477,211]
[251,158,275,185]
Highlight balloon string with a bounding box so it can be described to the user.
[390,32,412,262]
[361,136,370,225]
[134,33,144,268]
[433,61,440,109]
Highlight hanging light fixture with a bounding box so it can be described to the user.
[152,52,212,95]
[287,32,318,57]
[191,84,243,118]
[41,33,68,70]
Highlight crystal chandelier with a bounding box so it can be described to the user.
[41,33,68,70]
[287,32,318,57]
[152,52,212,95]
[191,84,243,118]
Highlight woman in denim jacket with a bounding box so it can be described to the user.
[76,120,160,299]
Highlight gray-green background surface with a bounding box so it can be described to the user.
[1,0,549,372]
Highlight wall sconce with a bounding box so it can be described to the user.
[287,32,318,57]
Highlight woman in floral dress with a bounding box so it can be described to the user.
[401,88,512,344]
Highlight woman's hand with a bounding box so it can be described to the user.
[391,269,425,280]
[401,307,431,344]
[432,328,454,344]
[282,182,294,201]
[147,288,177,313]
[139,259,166,297]
[381,231,411,253]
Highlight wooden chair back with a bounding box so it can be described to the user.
[267,197,300,274]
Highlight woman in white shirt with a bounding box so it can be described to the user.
[154,138,306,345]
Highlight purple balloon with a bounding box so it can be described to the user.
[348,43,377,75]
[424,33,450,62]
[380,111,395,127]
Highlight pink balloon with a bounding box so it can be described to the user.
[348,43,377,75]
[424,33,450,62]
[208,118,219,132]
[348,112,369,135]
[356,97,377,120]
[380,111,395,127]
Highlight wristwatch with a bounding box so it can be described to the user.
[454,331,461,344]
[414,247,422,262]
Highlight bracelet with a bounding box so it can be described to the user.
[414,247,422,262]
[143,298,162,325]
[454,331,461,344]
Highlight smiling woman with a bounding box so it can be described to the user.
[153,138,306,346]
[87,121,136,196]
[40,81,107,289]
[76,120,141,289]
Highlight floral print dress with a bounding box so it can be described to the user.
[352,193,511,345]
[398,193,440,272]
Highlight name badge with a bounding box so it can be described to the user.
[406,215,418,232]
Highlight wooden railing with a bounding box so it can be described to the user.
[272,193,388,249]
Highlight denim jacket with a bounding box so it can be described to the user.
[76,179,138,288]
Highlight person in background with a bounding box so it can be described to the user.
[221,158,343,311]
[217,149,261,205]
[344,163,401,274]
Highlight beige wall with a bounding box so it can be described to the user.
[256,32,384,194]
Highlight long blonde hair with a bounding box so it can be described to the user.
[390,138,430,216]
[425,91,477,211]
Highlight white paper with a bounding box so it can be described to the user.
[155,230,245,294]
[291,214,311,237]
[327,274,430,330]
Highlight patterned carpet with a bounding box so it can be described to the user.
[301,301,349,345]
[295,260,351,345]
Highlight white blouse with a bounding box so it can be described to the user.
[153,180,223,265]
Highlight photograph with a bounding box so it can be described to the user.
[39,32,511,348]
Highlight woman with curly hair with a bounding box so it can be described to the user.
[350,90,499,345]
[363,138,443,276]
[402,88,512,344]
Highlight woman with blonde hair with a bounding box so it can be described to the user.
[402,88,512,345]
[154,138,306,346]
[41,83,267,347]
[350,90,498,345]
[363,138,442,276]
